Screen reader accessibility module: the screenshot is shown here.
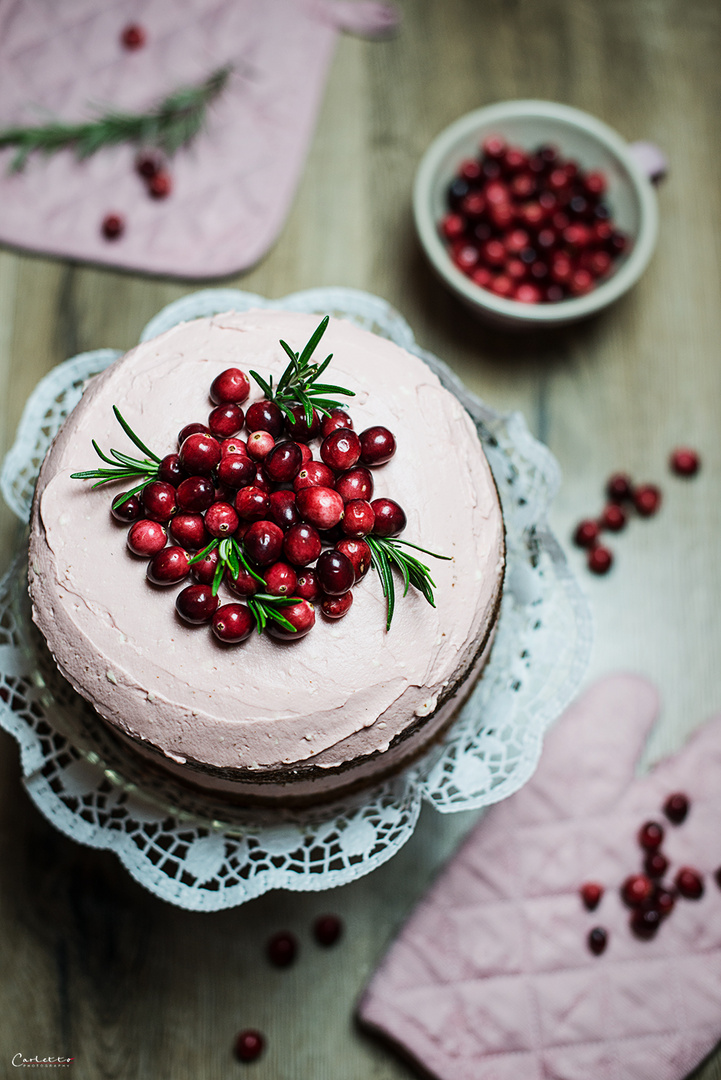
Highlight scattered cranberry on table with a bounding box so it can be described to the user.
[234,1029,265,1064]
[587,927,608,955]
[580,882,604,911]
[314,914,343,946]
[266,931,298,968]
[670,447,701,477]
[638,820,664,851]
[587,544,613,575]
[664,791,690,824]
[675,867,704,900]
[121,23,146,49]
[101,213,124,241]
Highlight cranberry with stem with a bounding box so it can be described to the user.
[147,546,190,585]
[371,498,406,538]
[175,585,218,625]
[316,550,355,596]
[111,492,142,523]
[266,599,316,640]
[177,476,214,513]
[663,792,689,824]
[587,927,608,956]
[245,400,284,438]
[320,429,361,472]
[213,604,255,644]
[127,519,167,556]
[321,591,354,619]
[335,538,371,582]
[210,368,250,406]
[283,523,322,567]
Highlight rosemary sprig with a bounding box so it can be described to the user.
[250,316,355,425]
[0,66,232,173]
[188,537,299,632]
[366,536,452,631]
[70,406,162,505]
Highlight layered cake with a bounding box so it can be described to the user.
[28,311,505,805]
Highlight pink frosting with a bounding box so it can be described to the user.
[29,311,504,797]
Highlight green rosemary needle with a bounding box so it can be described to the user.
[366,536,452,631]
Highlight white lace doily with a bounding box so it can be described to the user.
[0,287,592,911]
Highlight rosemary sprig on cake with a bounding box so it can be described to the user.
[70,406,162,505]
[0,66,231,172]
[367,537,451,631]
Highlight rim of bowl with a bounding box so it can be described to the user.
[413,99,659,324]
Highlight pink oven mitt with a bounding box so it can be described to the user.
[0,0,397,278]
[359,675,721,1080]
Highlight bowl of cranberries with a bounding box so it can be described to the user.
[413,100,660,328]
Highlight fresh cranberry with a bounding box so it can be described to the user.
[264,562,298,597]
[127,519,167,556]
[252,464,272,493]
[244,520,284,567]
[217,454,255,489]
[514,283,543,304]
[600,503,626,532]
[295,570,322,602]
[283,524,322,567]
[294,461,336,493]
[268,490,300,531]
[621,874,654,907]
[313,914,343,946]
[246,430,275,462]
[210,368,250,405]
[606,472,634,502]
[213,604,254,644]
[147,546,190,585]
[102,213,124,240]
[176,476,215,513]
[335,539,371,582]
[663,792,689,824]
[235,486,270,522]
[569,268,594,296]
[573,519,600,548]
[191,548,221,586]
[179,433,220,476]
[170,513,209,550]
[221,437,248,457]
[675,867,704,899]
[472,266,493,289]
[208,404,244,439]
[490,274,515,298]
[111,492,142,523]
[453,244,480,273]
[234,1030,265,1063]
[580,882,604,911]
[135,151,161,179]
[630,903,662,939]
[205,502,239,538]
[320,429,362,472]
[245,400,284,438]
[588,545,613,575]
[359,427,396,467]
[587,927,608,956]
[157,453,185,486]
[644,851,669,879]
[142,481,177,523]
[322,591,354,619]
[284,403,320,442]
[296,486,344,531]
[638,821,664,851]
[266,599,316,640]
[226,566,258,598]
[371,498,406,537]
[335,467,374,503]
[316,550,355,596]
[298,443,313,465]
[265,441,303,484]
[175,585,218,625]
[634,484,662,517]
[266,931,297,968]
[178,422,209,447]
[149,170,172,199]
[655,887,676,917]
[121,23,146,49]
[441,212,466,241]
[670,447,700,477]
[320,409,354,438]
[341,499,375,538]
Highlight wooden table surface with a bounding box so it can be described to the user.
[1,1,720,1076]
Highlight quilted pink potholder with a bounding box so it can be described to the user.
[0,0,397,278]
[359,675,721,1080]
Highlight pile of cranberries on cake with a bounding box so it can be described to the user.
[72,317,446,645]
[439,134,629,304]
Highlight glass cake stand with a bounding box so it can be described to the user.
[0,287,592,911]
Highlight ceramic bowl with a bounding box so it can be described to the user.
[413,100,660,329]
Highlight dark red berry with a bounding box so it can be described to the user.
[316,550,354,596]
[296,486,344,531]
[588,927,607,956]
[293,461,336,493]
[252,464,272,493]
[210,368,250,406]
[588,545,613,575]
[146,546,190,585]
[121,23,145,49]
[638,820,664,851]
[179,433,220,476]
[149,170,172,199]
[675,867,704,899]
[663,792,689,824]
[102,213,124,240]
[142,481,177,523]
[244,520,284,567]
[606,473,634,502]
[320,409,354,438]
[359,426,396,467]
[573,519,600,548]
[715,868,721,890]
[111,492,141,523]
[175,585,218,625]
[220,437,248,458]
[341,499,375,538]
[208,404,244,439]
[178,422,209,446]
[371,498,406,537]
[217,454,255,489]
[158,453,185,486]
[634,484,662,517]
[630,903,662,939]
[284,403,320,442]
[335,538,371,582]
[234,1030,265,1063]
[645,851,669,879]
[621,874,654,907]
[266,599,315,640]
[335,467,374,504]
[298,443,313,465]
[266,931,297,967]
[205,502,239,538]
[212,604,254,644]
[670,447,700,477]
[264,562,298,597]
[320,429,361,472]
[245,400,284,438]
[655,887,676,917]
[283,523,322,567]
[265,441,303,484]
[313,914,343,946]
[580,882,604,911]
[127,519,167,556]
[176,476,215,513]
[246,430,276,462]
[295,570,322,602]
[135,151,161,179]
[170,513,209,550]
[599,504,626,532]
[235,486,271,522]
[268,490,300,531]
[321,591,354,619]
[226,567,259,598]
[191,548,221,586]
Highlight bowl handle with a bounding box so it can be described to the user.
[628,141,668,184]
